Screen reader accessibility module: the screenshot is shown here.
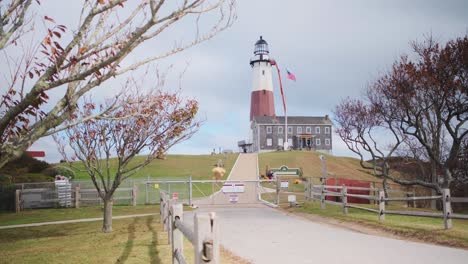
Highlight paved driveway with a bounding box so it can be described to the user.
[187,206,468,264]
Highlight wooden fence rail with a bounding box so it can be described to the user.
[160,191,219,264]
[304,182,468,230]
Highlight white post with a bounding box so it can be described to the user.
[194,213,219,264]
[342,185,348,215]
[442,188,452,230]
[171,204,183,264]
[379,190,385,221]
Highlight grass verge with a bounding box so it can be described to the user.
[288,201,468,249]
[0,205,159,227]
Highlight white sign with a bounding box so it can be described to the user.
[280,180,289,188]
[222,182,245,193]
[229,194,239,204]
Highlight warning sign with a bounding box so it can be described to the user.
[172,193,179,199]
[280,180,289,188]
[222,182,245,193]
[229,194,239,204]
[154,184,159,189]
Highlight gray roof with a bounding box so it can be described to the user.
[252,115,333,125]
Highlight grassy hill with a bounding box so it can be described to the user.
[259,151,376,182]
[72,153,239,181]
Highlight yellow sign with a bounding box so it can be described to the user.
[154,184,159,189]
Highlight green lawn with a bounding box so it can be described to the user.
[259,151,375,180]
[0,205,159,226]
[71,153,239,180]
[292,201,468,249]
[0,206,247,264]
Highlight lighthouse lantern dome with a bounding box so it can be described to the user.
[254,36,269,55]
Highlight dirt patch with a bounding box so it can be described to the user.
[221,246,252,264]
[280,208,468,250]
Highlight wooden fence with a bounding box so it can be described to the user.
[160,191,219,264]
[305,183,468,229]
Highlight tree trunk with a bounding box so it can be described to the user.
[102,198,113,233]
[430,161,438,210]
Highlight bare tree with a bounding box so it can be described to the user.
[0,0,36,49]
[55,90,200,232]
[0,0,236,169]
[334,35,468,193]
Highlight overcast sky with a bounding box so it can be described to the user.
[22,0,468,162]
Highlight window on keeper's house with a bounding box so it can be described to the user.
[306,126,311,133]
[288,127,292,134]
[325,126,330,134]
[315,126,320,134]
[266,126,272,134]
[325,138,330,145]
[278,126,283,134]
[297,126,302,134]
[267,138,272,146]
[316,138,321,145]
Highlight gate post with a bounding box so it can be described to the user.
[189,176,193,206]
[171,203,183,264]
[442,188,452,229]
[75,186,80,208]
[15,189,21,213]
[320,155,327,209]
[146,176,150,204]
[132,183,137,206]
[276,176,280,206]
[194,213,219,264]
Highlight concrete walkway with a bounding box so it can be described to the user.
[0,213,158,230]
[187,206,468,264]
[193,153,260,206]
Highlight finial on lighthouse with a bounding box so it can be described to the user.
[254,35,269,55]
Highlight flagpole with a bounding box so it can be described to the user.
[271,60,288,151]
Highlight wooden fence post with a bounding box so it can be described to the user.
[442,188,452,230]
[372,182,376,205]
[412,190,416,208]
[171,203,183,264]
[320,183,326,209]
[132,184,137,206]
[75,186,80,208]
[167,199,174,244]
[378,190,385,221]
[163,195,169,232]
[194,213,219,264]
[342,185,348,215]
[15,189,21,213]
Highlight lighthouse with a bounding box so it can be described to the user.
[249,36,275,121]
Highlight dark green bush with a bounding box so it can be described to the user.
[0,185,17,211]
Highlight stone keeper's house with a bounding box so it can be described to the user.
[251,115,333,153]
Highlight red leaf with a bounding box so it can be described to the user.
[44,16,55,23]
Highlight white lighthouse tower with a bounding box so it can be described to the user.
[249,36,275,121]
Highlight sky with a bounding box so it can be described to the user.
[18,0,468,162]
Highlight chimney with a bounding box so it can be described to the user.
[325,114,329,120]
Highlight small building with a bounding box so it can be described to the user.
[251,115,333,153]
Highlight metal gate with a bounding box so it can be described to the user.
[146,177,306,207]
